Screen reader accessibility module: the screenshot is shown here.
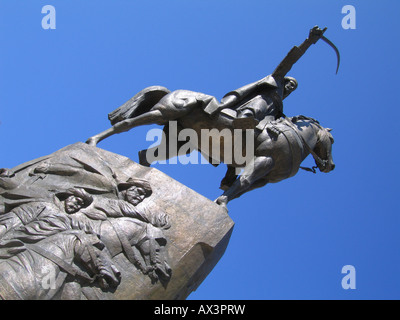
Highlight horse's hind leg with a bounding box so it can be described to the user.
[216,156,274,207]
[86,110,165,146]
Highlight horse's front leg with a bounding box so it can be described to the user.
[219,166,237,191]
[138,122,190,167]
[216,156,274,208]
[86,110,165,146]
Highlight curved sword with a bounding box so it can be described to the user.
[321,35,341,74]
[272,26,341,80]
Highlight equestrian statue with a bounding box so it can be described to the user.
[86,26,338,209]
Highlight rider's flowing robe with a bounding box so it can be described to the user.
[107,76,287,134]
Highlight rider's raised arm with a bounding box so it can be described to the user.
[272,26,327,80]
[204,76,278,116]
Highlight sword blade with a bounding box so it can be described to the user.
[321,35,341,74]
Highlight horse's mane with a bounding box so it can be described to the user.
[290,115,325,130]
[290,115,319,124]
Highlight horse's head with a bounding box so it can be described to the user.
[138,230,172,285]
[115,216,172,285]
[313,126,335,173]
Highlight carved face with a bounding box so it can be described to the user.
[64,195,85,213]
[124,186,147,206]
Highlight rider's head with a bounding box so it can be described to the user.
[283,77,298,99]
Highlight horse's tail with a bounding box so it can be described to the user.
[108,86,170,125]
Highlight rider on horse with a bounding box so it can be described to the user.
[202,26,339,130]
[105,26,337,134]
[203,74,298,131]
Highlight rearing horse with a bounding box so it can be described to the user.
[86,87,335,208]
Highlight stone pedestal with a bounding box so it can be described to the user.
[0,143,234,300]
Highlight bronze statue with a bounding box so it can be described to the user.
[86,26,338,208]
[0,143,173,299]
[0,214,171,299]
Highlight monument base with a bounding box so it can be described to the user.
[0,142,234,300]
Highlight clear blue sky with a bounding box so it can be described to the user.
[1,0,399,299]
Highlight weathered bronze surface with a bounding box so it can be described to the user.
[0,143,233,299]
